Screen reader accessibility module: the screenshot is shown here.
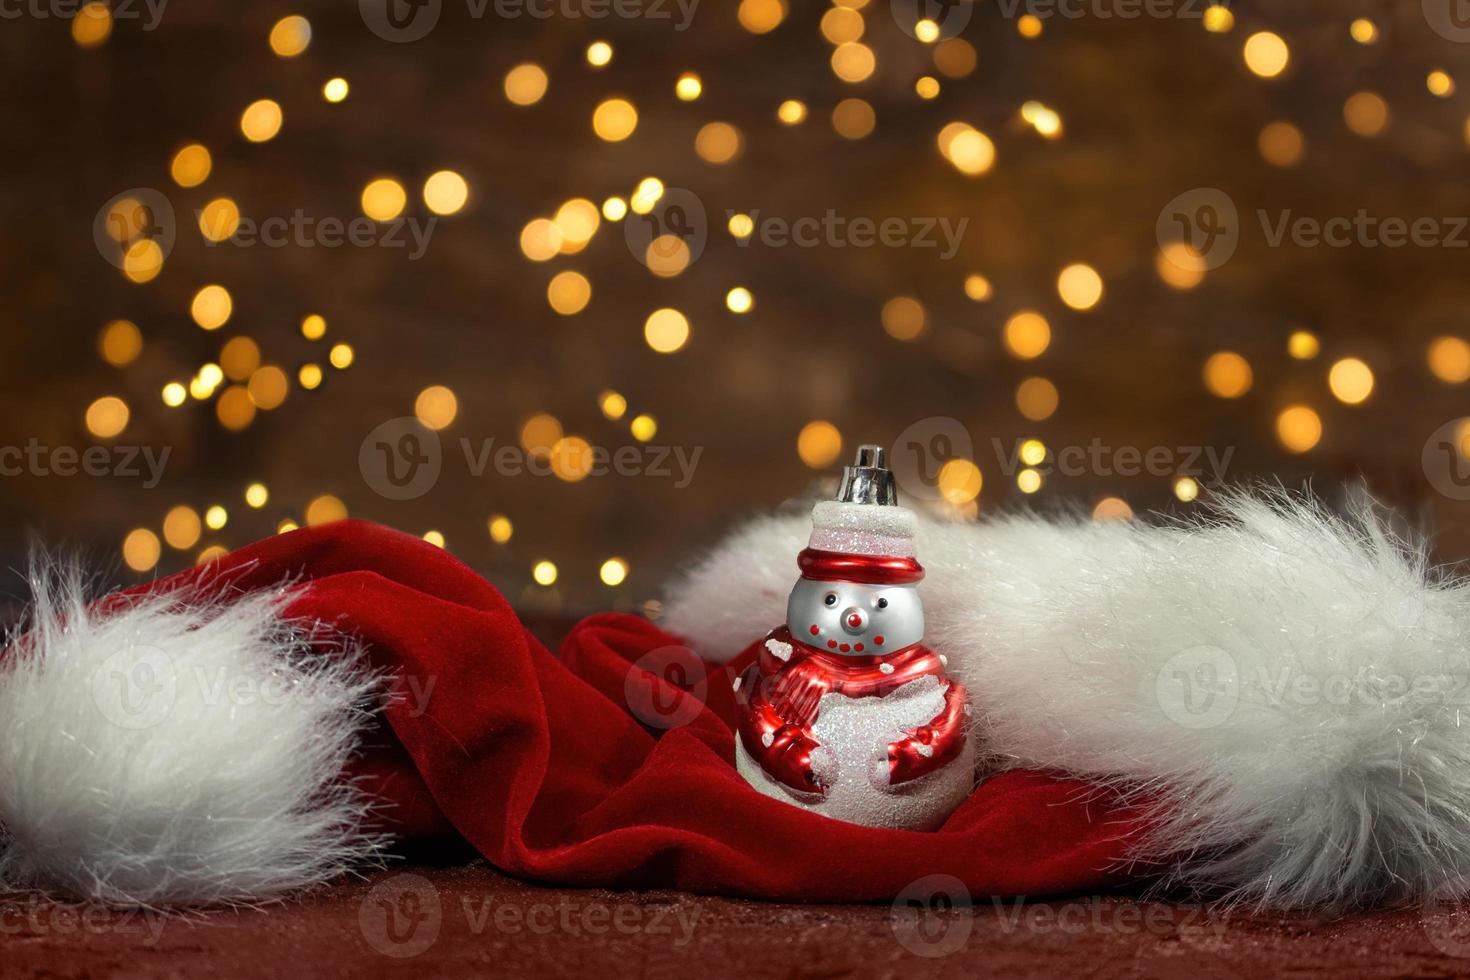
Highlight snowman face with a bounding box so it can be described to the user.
[786,577,924,656]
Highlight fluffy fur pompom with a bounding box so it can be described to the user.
[0,567,383,906]
[664,491,1470,910]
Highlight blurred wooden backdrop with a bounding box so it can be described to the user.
[5,0,1470,613]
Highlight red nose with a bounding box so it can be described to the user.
[847,613,862,628]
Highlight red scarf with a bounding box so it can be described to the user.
[735,626,969,793]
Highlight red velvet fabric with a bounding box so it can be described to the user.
[145,520,1154,902]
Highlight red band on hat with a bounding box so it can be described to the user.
[797,548,924,585]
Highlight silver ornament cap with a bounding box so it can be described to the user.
[834,444,898,506]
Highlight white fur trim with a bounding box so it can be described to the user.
[0,565,383,906]
[665,491,1470,910]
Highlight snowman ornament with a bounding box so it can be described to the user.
[733,445,975,830]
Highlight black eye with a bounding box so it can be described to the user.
[824,593,837,606]
[876,597,889,609]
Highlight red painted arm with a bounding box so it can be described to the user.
[735,644,831,796]
[885,681,968,787]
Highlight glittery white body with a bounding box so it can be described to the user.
[735,674,976,830]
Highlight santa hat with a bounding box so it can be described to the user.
[799,445,925,585]
[9,490,1470,911]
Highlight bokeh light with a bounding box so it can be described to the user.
[122,528,160,572]
[362,178,408,221]
[1203,351,1253,399]
[191,285,233,330]
[1243,32,1289,78]
[85,396,129,438]
[547,271,592,315]
[881,296,926,341]
[306,494,348,526]
[797,421,843,468]
[163,505,202,550]
[1328,357,1374,404]
[99,320,142,366]
[415,385,458,430]
[644,308,690,353]
[240,99,283,142]
[937,459,982,504]
[1056,264,1103,310]
[268,16,311,57]
[423,171,469,215]
[592,98,638,141]
[1428,337,1470,383]
[1276,405,1323,453]
[71,2,111,47]
[1016,377,1059,421]
[170,144,212,187]
[599,558,628,587]
[1003,311,1051,359]
[504,64,548,105]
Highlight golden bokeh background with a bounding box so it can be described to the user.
[9,0,1470,613]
